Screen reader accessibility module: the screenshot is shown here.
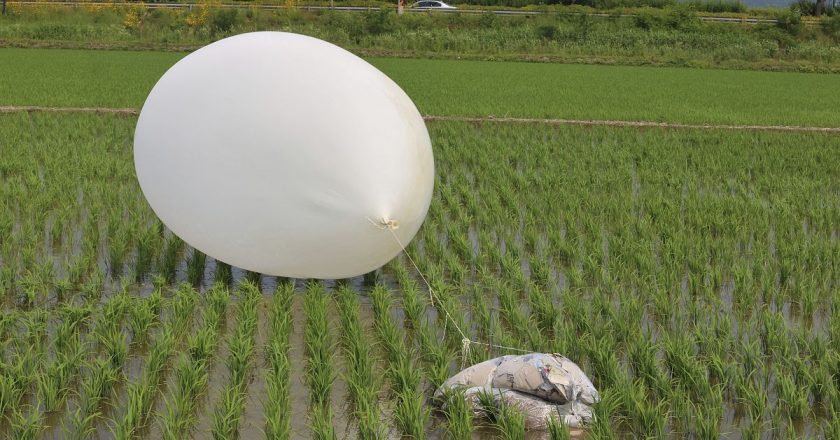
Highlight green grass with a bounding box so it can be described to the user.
[2,48,840,127]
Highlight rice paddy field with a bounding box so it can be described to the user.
[1,48,839,439]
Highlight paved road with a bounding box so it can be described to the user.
[7,1,792,24]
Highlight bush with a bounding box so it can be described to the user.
[823,13,840,40]
[776,9,803,35]
[478,12,496,28]
[363,9,393,35]
[535,24,558,39]
[633,12,662,30]
[211,8,239,34]
[666,6,700,31]
[686,0,746,13]
[791,0,817,15]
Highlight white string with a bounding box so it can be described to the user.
[369,217,533,363]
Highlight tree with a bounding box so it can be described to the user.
[816,0,826,15]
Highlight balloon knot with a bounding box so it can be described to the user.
[380,218,400,230]
[368,217,399,230]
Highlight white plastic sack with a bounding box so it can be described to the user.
[134,32,434,279]
[461,386,594,429]
[436,353,599,429]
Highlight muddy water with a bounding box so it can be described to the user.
[14,238,832,440]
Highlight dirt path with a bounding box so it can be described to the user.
[0,105,140,115]
[423,115,840,134]
[2,105,839,134]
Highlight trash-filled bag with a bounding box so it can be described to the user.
[462,387,594,429]
[435,353,599,429]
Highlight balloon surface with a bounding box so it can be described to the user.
[134,32,434,279]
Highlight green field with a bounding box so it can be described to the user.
[1,108,839,438]
[1,44,840,439]
[2,48,840,127]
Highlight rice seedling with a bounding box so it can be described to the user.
[158,287,227,439]
[441,389,473,440]
[547,416,571,440]
[10,404,43,440]
[308,404,338,440]
[264,282,293,440]
[159,235,183,284]
[209,281,260,440]
[214,260,233,286]
[113,291,186,440]
[68,358,119,439]
[476,389,526,440]
[128,296,157,345]
[303,281,335,410]
[185,247,206,287]
[335,284,387,439]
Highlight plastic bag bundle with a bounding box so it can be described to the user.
[435,353,599,429]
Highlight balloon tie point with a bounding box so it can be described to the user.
[368,217,399,230]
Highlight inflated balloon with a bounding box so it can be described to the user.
[134,32,434,279]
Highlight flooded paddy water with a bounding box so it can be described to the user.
[2,114,839,438]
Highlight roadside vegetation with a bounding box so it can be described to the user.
[2,3,840,71]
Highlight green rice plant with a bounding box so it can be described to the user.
[692,399,722,440]
[70,358,119,438]
[207,283,231,318]
[335,285,387,439]
[128,297,157,345]
[10,404,43,440]
[825,416,840,440]
[303,281,335,410]
[159,235,183,284]
[107,231,128,279]
[244,270,262,287]
[735,374,767,419]
[370,285,405,364]
[628,388,668,438]
[264,316,292,440]
[392,384,428,440]
[158,358,209,439]
[133,226,159,282]
[36,358,72,412]
[739,414,765,440]
[210,385,247,440]
[476,389,526,440]
[588,388,620,440]
[158,290,226,439]
[209,281,260,440]
[98,325,129,369]
[113,313,180,440]
[65,406,100,440]
[775,370,809,420]
[308,403,338,440]
[441,389,473,440]
[185,247,206,287]
[225,282,260,388]
[546,416,571,440]
[214,260,233,286]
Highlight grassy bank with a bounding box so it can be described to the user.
[2,4,840,71]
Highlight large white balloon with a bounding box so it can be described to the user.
[134,32,434,279]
